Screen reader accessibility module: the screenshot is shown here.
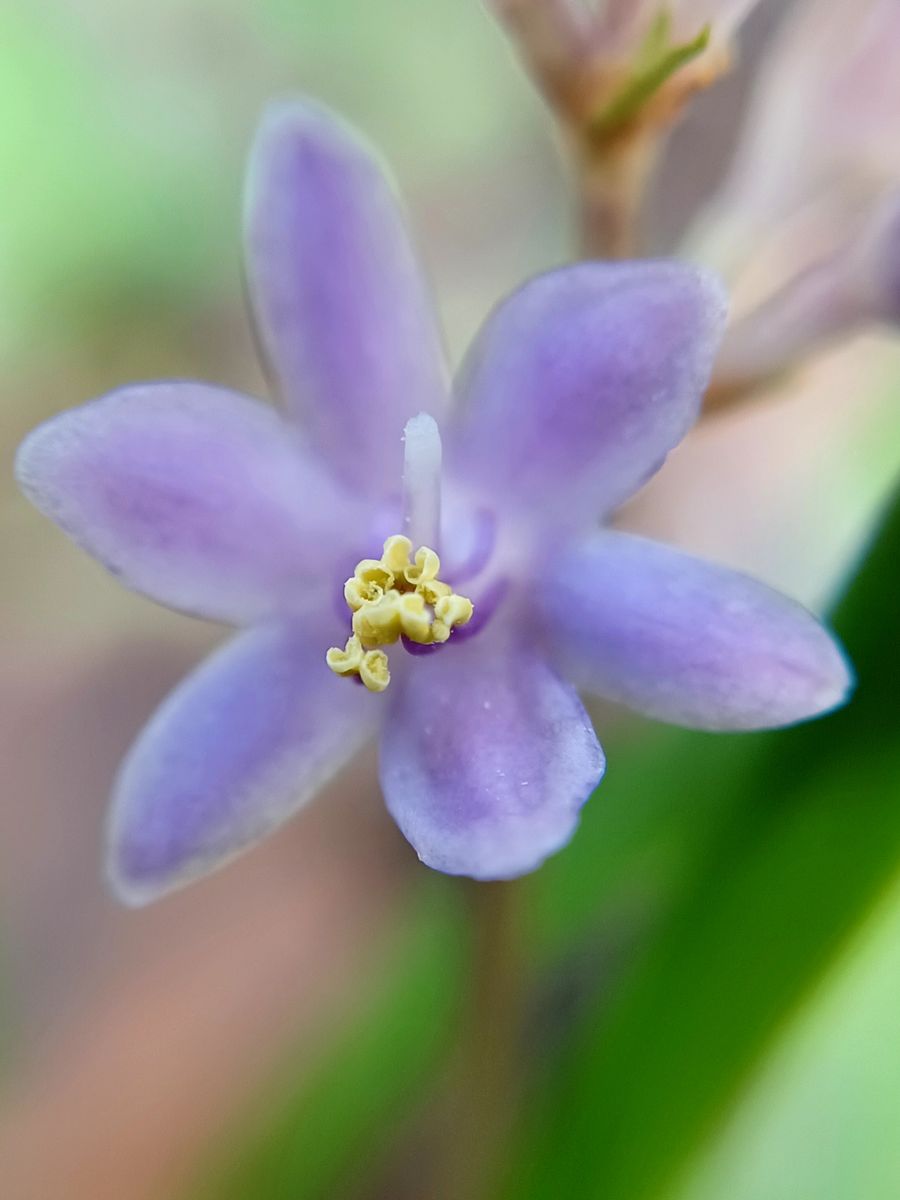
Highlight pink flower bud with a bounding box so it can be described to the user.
[693,0,900,271]
[670,0,758,40]
[598,0,759,53]
[712,189,900,395]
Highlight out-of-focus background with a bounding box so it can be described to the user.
[2,2,900,1198]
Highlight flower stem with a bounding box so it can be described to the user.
[443,879,524,1200]
[575,131,656,260]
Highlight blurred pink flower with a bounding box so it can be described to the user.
[713,188,900,392]
[597,0,760,52]
[693,0,900,271]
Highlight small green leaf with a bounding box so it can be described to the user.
[591,21,711,141]
[636,10,674,70]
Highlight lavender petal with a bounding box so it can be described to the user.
[244,98,450,496]
[15,382,364,624]
[108,620,379,904]
[537,531,853,731]
[379,632,604,879]
[449,261,726,527]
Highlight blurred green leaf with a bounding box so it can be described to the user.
[503,488,900,1200]
[190,886,466,1200]
[674,868,900,1200]
[0,7,231,358]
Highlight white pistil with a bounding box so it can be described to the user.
[402,412,442,551]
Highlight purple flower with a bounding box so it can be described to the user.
[15,99,852,904]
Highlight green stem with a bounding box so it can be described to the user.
[444,879,524,1200]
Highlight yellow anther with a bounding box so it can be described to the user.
[354,558,393,589]
[352,590,403,647]
[404,546,441,587]
[397,591,432,644]
[344,577,383,611]
[359,649,391,692]
[327,533,474,690]
[435,593,474,629]
[381,534,412,576]
[418,578,452,606]
[325,635,364,675]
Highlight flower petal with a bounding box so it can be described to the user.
[108,620,378,904]
[537,531,853,731]
[15,383,364,624]
[379,633,604,879]
[449,261,726,525]
[244,98,449,495]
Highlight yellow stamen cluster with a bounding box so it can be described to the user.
[326,534,474,692]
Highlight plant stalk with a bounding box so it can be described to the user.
[443,879,524,1200]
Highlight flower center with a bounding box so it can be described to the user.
[326,534,474,692]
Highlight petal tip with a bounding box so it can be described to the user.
[807,633,856,720]
[105,855,201,909]
[687,260,729,304]
[246,94,376,198]
[766,620,855,730]
[14,416,61,512]
[104,791,247,908]
[690,262,730,330]
[104,799,192,908]
[641,259,730,368]
[412,797,595,882]
[104,857,161,909]
[653,259,729,362]
[253,94,336,147]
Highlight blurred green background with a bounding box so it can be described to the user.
[1,2,900,1198]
